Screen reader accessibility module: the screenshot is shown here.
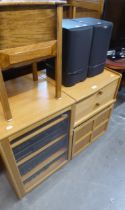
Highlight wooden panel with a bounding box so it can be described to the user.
[74,93,96,125]
[0,139,25,198]
[94,107,111,128]
[0,41,57,69]
[96,80,118,107]
[73,133,91,156]
[92,121,108,141]
[66,0,104,18]
[0,1,67,6]
[0,6,57,49]
[74,118,93,142]
[75,7,99,18]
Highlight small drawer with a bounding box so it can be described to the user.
[92,122,108,141]
[94,107,111,128]
[74,80,117,126]
[74,119,93,142]
[73,134,91,156]
[75,93,97,126]
[95,80,118,108]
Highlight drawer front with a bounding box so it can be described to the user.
[94,107,111,128]
[74,120,93,143]
[96,80,118,108]
[74,80,118,126]
[73,106,112,157]
[73,134,91,156]
[92,122,108,141]
[10,111,70,192]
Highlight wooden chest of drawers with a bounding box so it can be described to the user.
[74,79,118,126]
[63,69,121,157]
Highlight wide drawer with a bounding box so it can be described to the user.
[74,80,118,126]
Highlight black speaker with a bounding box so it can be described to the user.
[46,19,93,87]
[74,18,113,77]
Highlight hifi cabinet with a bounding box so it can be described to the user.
[0,75,74,198]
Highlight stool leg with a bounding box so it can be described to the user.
[0,69,12,121]
[32,62,38,81]
[56,6,63,98]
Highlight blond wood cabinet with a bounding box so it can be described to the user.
[63,69,121,157]
[0,111,71,198]
[0,76,74,198]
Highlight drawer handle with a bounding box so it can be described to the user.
[98,90,103,95]
[96,103,100,107]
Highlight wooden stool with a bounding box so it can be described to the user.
[0,2,64,121]
[0,41,59,121]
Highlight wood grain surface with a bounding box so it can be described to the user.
[0,5,57,49]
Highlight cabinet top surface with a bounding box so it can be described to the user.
[0,73,74,141]
[62,69,121,102]
[0,0,66,6]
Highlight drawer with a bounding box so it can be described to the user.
[96,80,118,107]
[74,80,117,126]
[94,107,111,128]
[92,121,108,141]
[73,134,91,156]
[74,119,93,142]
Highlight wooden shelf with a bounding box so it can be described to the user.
[16,134,67,166]
[24,156,67,193]
[10,115,68,146]
[0,74,74,141]
[21,147,67,182]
